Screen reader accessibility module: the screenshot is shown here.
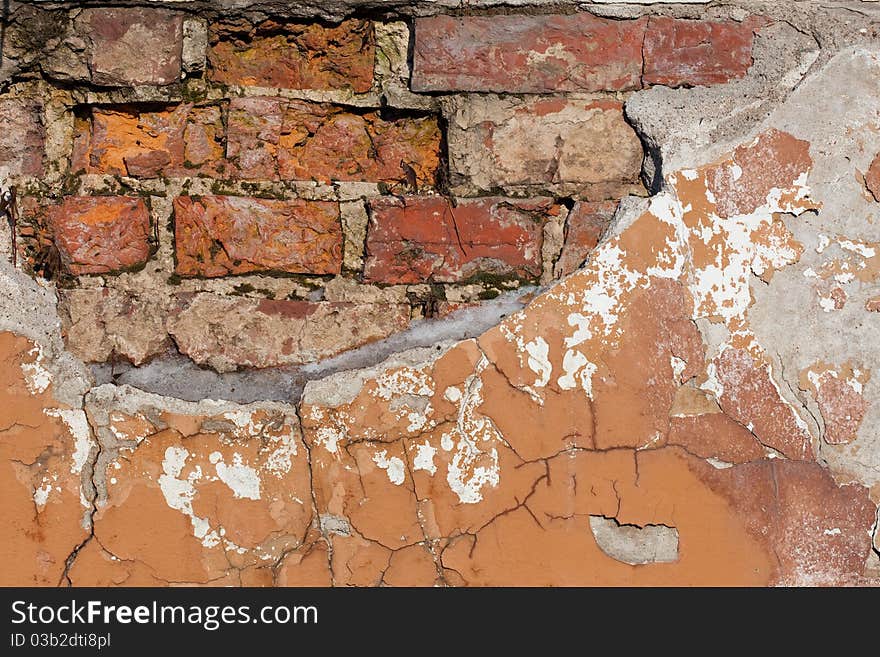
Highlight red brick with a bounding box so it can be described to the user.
[412,14,646,93]
[47,196,152,275]
[83,8,183,86]
[364,196,559,284]
[643,17,760,87]
[208,19,374,93]
[555,200,618,277]
[174,195,342,277]
[71,104,226,178]
[0,97,44,177]
[227,97,441,185]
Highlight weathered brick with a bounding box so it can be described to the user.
[0,97,44,177]
[412,14,645,93]
[71,104,225,177]
[46,196,152,275]
[208,19,374,92]
[173,195,342,277]
[364,196,560,284]
[82,8,183,86]
[448,96,643,198]
[167,294,412,371]
[227,97,441,185]
[555,200,618,277]
[643,17,760,87]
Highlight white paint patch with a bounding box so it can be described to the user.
[412,440,437,475]
[264,430,297,477]
[374,368,434,401]
[444,386,462,403]
[158,446,227,549]
[314,425,344,454]
[372,450,406,485]
[440,433,454,451]
[44,408,93,474]
[557,348,597,397]
[406,409,430,433]
[700,361,725,399]
[524,337,552,388]
[838,238,876,258]
[670,356,687,381]
[33,482,52,508]
[214,453,261,500]
[20,344,51,394]
[558,348,587,391]
[823,527,841,536]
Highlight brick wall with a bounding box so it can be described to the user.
[1,7,765,369]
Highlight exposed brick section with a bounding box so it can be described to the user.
[83,8,184,86]
[412,14,646,93]
[167,294,412,370]
[364,196,559,284]
[173,195,342,277]
[72,99,441,186]
[208,19,374,93]
[227,97,441,184]
[448,97,643,197]
[0,97,44,177]
[555,200,618,277]
[71,104,226,177]
[643,17,759,87]
[46,196,152,275]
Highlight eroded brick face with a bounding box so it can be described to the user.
[71,104,221,177]
[364,196,557,284]
[227,97,441,184]
[643,17,760,87]
[414,14,760,93]
[0,97,44,177]
[412,14,646,93]
[448,97,644,197]
[84,8,184,86]
[40,196,152,275]
[208,19,375,92]
[174,196,343,277]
